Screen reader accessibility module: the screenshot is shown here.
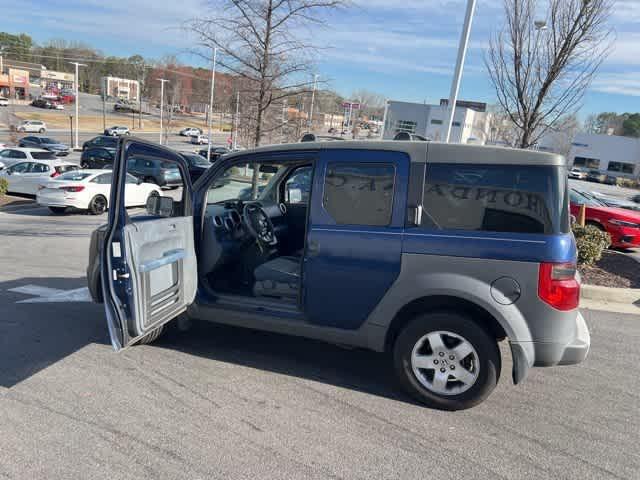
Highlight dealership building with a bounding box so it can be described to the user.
[569,133,640,179]
[382,99,491,144]
[102,76,140,101]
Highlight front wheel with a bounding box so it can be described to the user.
[39,128,45,133]
[393,312,501,411]
[80,161,89,169]
[136,326,164,345]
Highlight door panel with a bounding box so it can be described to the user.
[303,149,410,330]
[101,138,195,350]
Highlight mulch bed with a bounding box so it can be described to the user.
[579,251,640,289]
[0,193,35,209]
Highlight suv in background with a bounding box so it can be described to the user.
[91,139,589,411]
[81,147,115,169]
[104,126,130,136]
[126,155,183,187]
[82,135,119,151]
[16,120,46,133]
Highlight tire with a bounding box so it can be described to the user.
[146,190,160,205]
[39,128,45,133]
[136,325,164,345]
[393,311,501,411]
[80,161,89,169]
[48,206,67,214]
[88,195,108,215]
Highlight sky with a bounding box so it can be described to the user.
[1,0,639,116]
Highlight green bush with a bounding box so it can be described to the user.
[0,177,8,197]
[572,224,611,265]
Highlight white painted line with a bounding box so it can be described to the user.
[8,284,93,303]
[18,287,92,304]
[9,285,66,297]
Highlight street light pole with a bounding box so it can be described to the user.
[380,100,389,139]
[157,78,169,144]
[443,0,477,143]
[69,62,87,149]
[308,74,318,131]
[207,47,218,160]
[233,91,240,150]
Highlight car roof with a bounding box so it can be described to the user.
[223,140,566,167]
[2,147,51,153]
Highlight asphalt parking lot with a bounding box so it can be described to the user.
[0,204,638,479]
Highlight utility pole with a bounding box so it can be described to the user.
[138,68,145,130]
[102,86,106,131]
[281,101,287,143]
[444,0,477,143]
[308,74,318,131]
[157,78,169,144]
[233,91,240,150]
[207,47,218,160]
[69,62,87,149]
[380,100,389,139]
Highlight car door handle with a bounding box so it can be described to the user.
[307,240,320,257]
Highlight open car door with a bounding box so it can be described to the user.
[101,138,197,350]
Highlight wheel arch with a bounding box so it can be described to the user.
[384,295,507,354]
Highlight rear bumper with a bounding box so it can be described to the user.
[510,311,590,383]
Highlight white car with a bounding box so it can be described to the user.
[16,120,47,133]
[180,127,202,137]
[0,147,58,167]
[0,159,78,195]
[190,134,209,145]
[0,97,8,107]
[37,170,161,215]
[568,167,587,180]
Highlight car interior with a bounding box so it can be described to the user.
[198,160,313,305]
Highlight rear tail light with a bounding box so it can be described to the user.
[60,186,85,193]
[538,262,580,311]
[50,171,60,177]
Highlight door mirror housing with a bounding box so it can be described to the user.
[146,195,174,217]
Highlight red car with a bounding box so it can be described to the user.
[570,189,640,248]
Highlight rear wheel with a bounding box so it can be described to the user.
[146,190,160,205]
[48,206,67,215]
[39,128,45,133]
[393,312,501,411]
[88,195,108,215]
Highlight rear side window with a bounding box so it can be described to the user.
[30,163,49,173]
[421,163,568,234]
[31,152,57,160]
[55,165,79,174]
[323,163,395,226]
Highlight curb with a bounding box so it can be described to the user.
[580,284,640,314]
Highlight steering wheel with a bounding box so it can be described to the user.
[242,202,277,246]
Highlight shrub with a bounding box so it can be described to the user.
[0,178,7,197]
[572,224,611,265]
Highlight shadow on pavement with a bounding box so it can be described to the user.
[157,319,413,405]
[1,275,413,404]
[0,277,108,388]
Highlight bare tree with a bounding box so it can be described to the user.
[188,0,344,148]
[486,0,613,149]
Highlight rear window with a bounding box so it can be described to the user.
[421,163,568,234]
[55,165,79,174]
[57,171,93,181]
[31,152,57,160]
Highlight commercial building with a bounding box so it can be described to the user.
[569,133,640,179]
[0,67,30,99]
[102,76,140,101]
[381,99,491,144]
[40,70,75,96]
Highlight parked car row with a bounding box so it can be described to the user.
[31,98,64,110]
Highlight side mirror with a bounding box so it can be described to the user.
[146,195,174,217]
[6,170,12,175]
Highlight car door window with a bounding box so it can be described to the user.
[29,163,49,174]
[284,166,312,204]
[91,173,112,184]
[9,162,30,173]
[12,150,27,159]
[323,163,395,226]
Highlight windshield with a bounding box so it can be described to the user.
[56,171,93,181]
[570,189,606,207]
[206,163,284,204]
[184,154,210,167]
